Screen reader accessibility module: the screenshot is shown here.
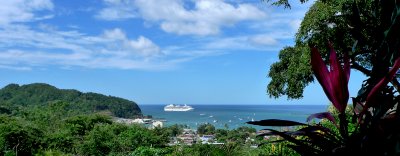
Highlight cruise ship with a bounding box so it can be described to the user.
[164,104,194,111]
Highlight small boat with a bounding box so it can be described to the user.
[238,118,243,120]
[228,120,232,123]
[251,118,254,122]
[200,113,205,116]
[209,115,213,118]
[213,120,218,123]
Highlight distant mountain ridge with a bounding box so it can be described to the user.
[0,83,142,118]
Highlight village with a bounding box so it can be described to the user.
[114,117,271,147]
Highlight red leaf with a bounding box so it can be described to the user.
[311,45,349,113]
[306,112,336,124]
[306,112,338,129]
[366,57,400,105]
[328,45,343,112]
[311,47,335,105]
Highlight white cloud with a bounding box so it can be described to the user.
[0,64,32,71]
[201,33,284,52]
[0,0,53,25]
[0,25,175,70]
[137,0,266,35]
[101,28,161,57]
[0,0,314,71]
[103,28,126,40]
[95,0,137,20]
[97,0,267,36]
[248,35,278,46]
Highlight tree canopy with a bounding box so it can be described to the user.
[267,0,400,99]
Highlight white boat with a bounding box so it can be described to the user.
[164,104,194,111]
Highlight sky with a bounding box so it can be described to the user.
[0,0,366,105]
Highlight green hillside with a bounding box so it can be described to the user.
[0,83,142,118]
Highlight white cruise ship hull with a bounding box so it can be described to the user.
[164,108,194,111]
[164,104,194,111]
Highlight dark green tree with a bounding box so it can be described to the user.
[0,116,43,156]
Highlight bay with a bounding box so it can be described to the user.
[139,104,328,130]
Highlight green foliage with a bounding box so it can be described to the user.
[0,83,142,118]
[318,105,356,136]
[131,147,170,156]
[215,126,257,144]
[197,123,216,135]
[65,114,113,136]
[0,108,294,156]
[35,149,70,156]
[0,83,299,155]
[165,124,185,137]
[267,45,313,99]
[0,116,44,156]
[263,0,400,155]
[184,144,225,156]
[267,0,397,99]
[262,0,309,9]
[257,142,300,156]
[79,124,118,156]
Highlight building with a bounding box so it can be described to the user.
[150,121,163,128]
[200,134,215,144]
[176,129,197,145]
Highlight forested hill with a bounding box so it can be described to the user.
[0,83,142,118]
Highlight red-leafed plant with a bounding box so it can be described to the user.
[249,0,400,155]
[249,44,400,155]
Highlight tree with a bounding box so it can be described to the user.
[254,0,400,155]
[79,125,116,156]
[197,123,215,135]
[131,146,169,156]
[65,114,112,137]
[267,0,400,99]
[0,116,43,156]
[166,124,184,137]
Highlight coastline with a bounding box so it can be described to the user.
[139,104,327,130]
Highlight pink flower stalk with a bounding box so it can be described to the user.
[311,44,350,113]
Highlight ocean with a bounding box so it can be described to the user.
[139,105,328,130]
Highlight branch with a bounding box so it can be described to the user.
[351,62,371,76]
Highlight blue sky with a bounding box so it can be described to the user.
[0,0,366,105]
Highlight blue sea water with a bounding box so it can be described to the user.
[139,105,328,130]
